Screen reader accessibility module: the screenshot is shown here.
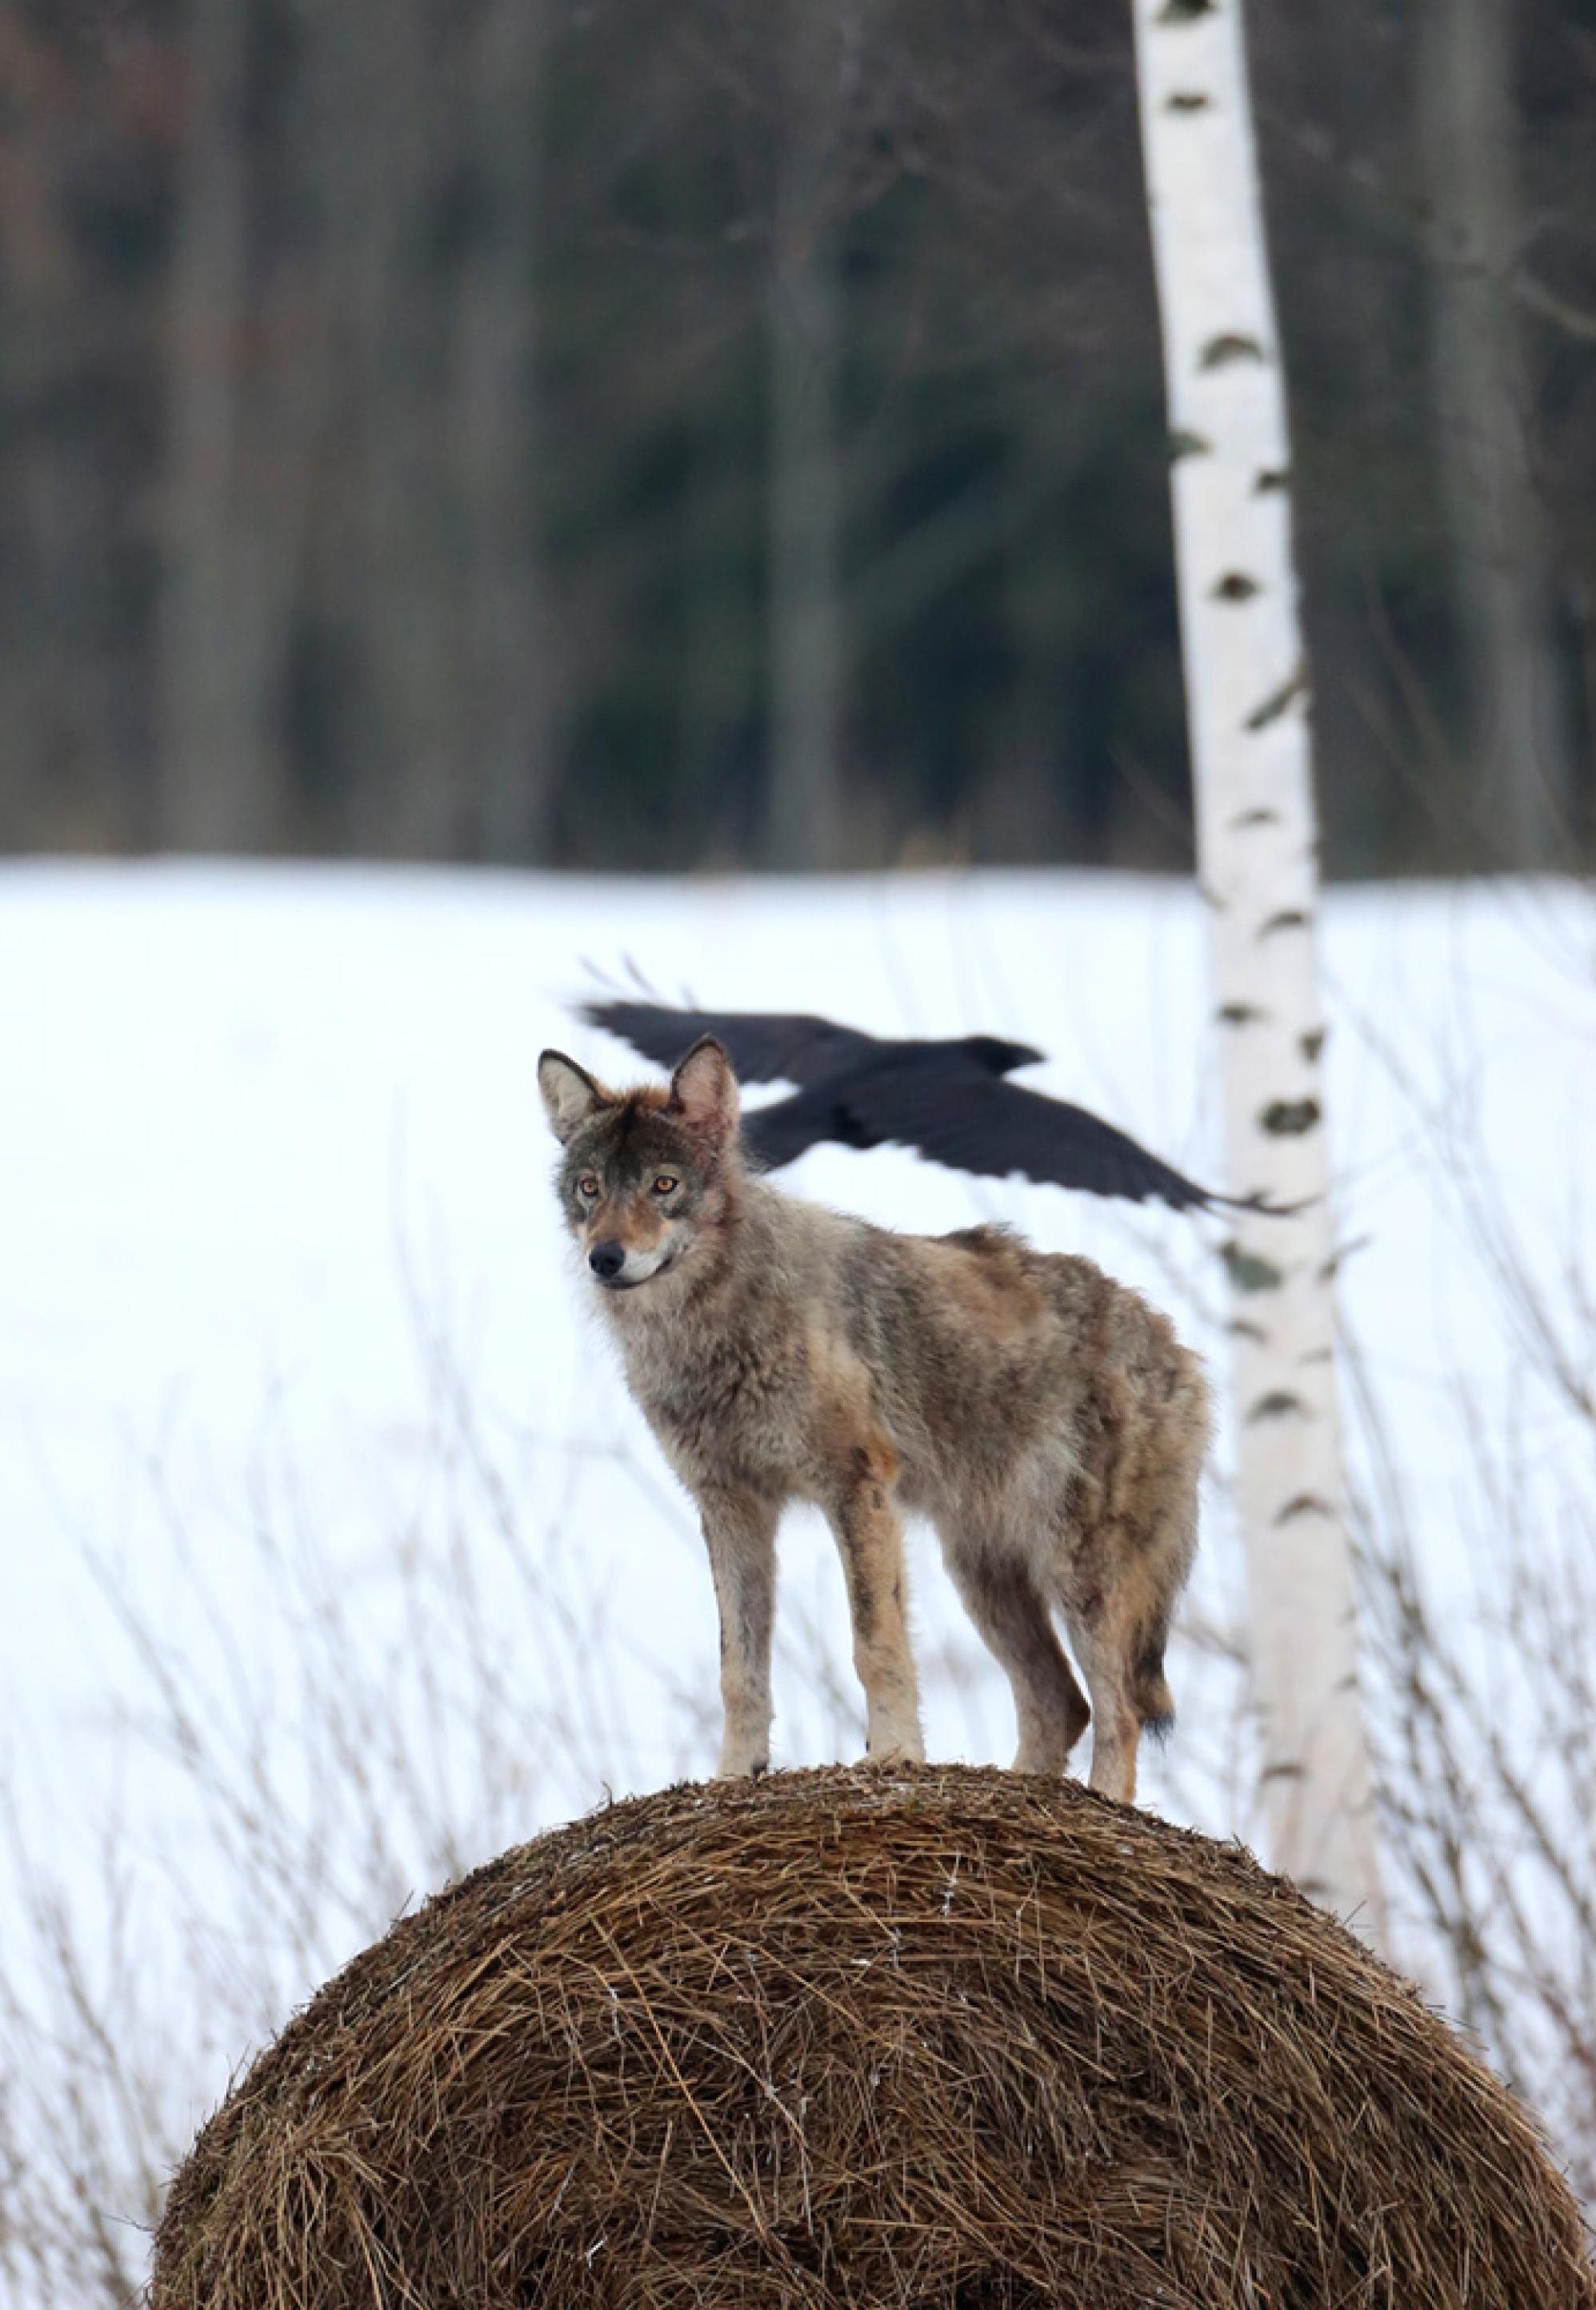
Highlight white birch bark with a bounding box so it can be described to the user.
[1130,0,1385,1939]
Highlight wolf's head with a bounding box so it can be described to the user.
[537,1035,740,1294]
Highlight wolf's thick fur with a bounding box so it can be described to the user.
[539,1037,1210,1803]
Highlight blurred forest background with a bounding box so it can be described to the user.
[2,0,1594,876]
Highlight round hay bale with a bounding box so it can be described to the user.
[153,1765,1593,2310]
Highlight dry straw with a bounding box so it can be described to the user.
[153,1764,1594,2308]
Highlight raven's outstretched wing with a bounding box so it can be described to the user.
[582,995,1265,1212]
[846,1069,1234,1211]
[740,1087,862,1168]
[581,998,877,1087]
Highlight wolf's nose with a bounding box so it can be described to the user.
[589,1241,626,1279]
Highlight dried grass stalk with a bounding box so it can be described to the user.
[152,1764,1595,2309]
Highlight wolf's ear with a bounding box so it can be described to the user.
[538,1050,610,1144]
[669,1035,739,1147]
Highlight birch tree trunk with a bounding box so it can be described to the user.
[765,0,845,872]
[1130,0,1385,1939]
[1418,0,1572,870]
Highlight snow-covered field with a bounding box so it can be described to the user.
[2,860,1594,2249]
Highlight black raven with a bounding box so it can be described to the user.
[579,997,1261,1214]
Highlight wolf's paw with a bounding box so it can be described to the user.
[1011,1738,1077,1776]
[714,1747,770,1780]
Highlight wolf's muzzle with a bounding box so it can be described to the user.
[589,1240,626,1280]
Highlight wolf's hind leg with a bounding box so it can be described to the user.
[1062,1602,1142,1804]
[943,1539,1090,1775]
[1061,1547,1174,1807]
[826,1451,924,1764]
[698,1487,781,1777]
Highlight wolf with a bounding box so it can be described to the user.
[538,1035,1211,1803]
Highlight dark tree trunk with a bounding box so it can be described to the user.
[1418,0,1574,869]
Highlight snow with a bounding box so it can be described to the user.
[2,860,1593,2167]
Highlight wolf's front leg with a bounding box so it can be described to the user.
[697,1487,781,1777]
[826,1449,925,1764]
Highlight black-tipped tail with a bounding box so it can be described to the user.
[1133,1628,1177,1741]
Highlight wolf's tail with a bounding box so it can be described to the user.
[1130,1495,1198,1740]
[1132,1620,1178,1740]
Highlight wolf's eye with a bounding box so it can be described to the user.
[577,1176,600,1199]
[652,1174,679,1196]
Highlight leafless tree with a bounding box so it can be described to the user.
[1417,0,1576,869]
[1131,0,1383,1936]
[157,0,285,851]
[762,1,848,870]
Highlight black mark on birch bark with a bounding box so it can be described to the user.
[1214,571,1261,603]
[1230,807,1279,830]
[1158,0,1215,19]
[1259,1096,1321,1135]
[1274,1492,1334,1525]
[1167,90,1210,110]
[1218,1000,1266,1025]
[1245,663,1308,731]
[1258,907,1309,937]
[1248,1389,1310,1422]
[1221,1241,1284,1293]
[1254,467,1289,492]
[1299,1026,1326,1062]
[1167,428,1212,461]
[1200,331,1266,369]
